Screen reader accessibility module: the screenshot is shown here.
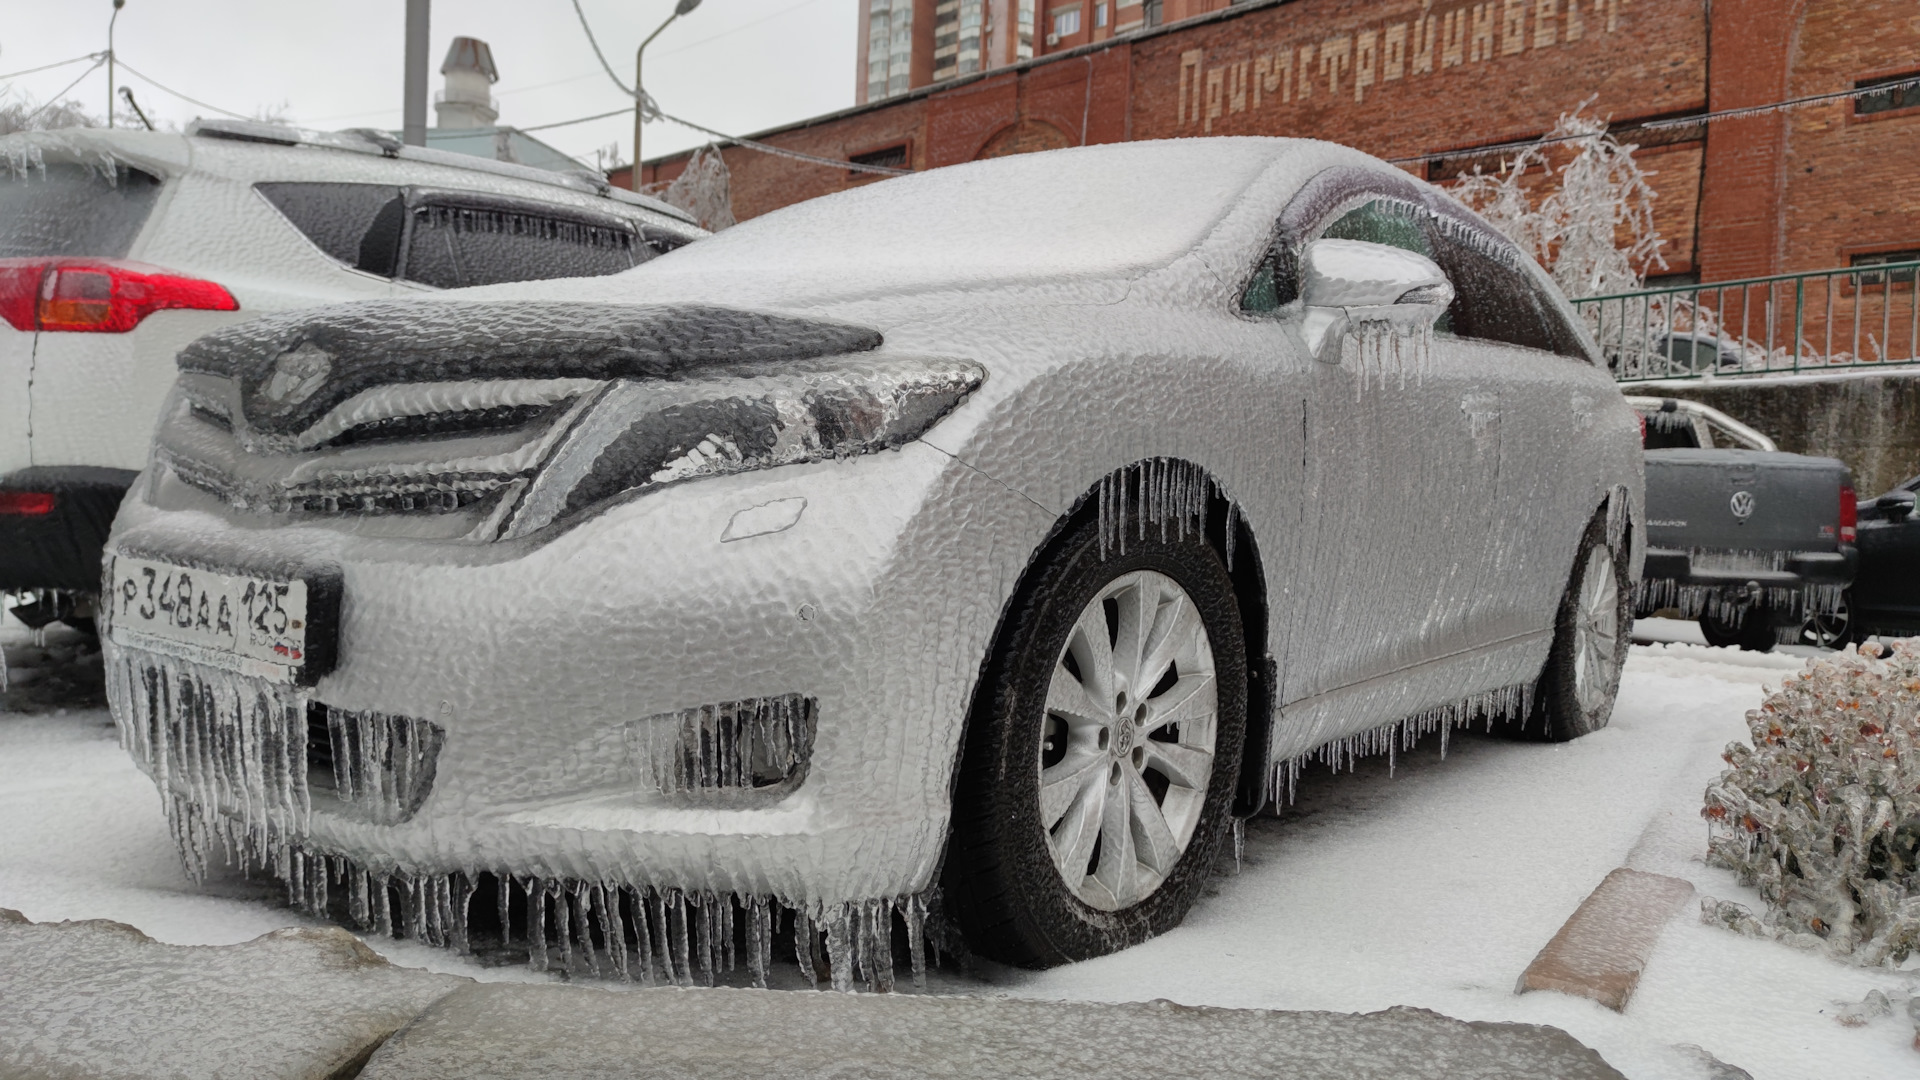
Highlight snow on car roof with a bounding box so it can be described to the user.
[535,138,1326,305]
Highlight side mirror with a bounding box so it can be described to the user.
[1299,239,1454,362]
[1879,490,1916,520]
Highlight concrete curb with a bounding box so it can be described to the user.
[356,982,1629,1080]
[1518,867,1695,1012]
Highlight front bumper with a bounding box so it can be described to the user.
[102,440,1049,908]
[0,466,137,592]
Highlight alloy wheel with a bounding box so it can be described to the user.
[1570,545,1621,714]
[1037,570,1218,911]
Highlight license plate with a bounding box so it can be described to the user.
[108,556,313,674]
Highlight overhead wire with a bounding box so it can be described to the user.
[17,55,108,126]
[0,53,107,82]
[565,0,909,177]
[112,60,254,121]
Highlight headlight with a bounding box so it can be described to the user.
[502,355,984,537]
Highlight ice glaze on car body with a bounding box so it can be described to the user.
[0,120,702,622]
[102,138,1645,983]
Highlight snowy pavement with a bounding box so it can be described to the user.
[2,621,1916,1078]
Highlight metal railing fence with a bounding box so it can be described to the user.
[1573,260,1920,382]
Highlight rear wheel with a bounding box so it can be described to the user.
[1517,514,1630,742]
[944,511,1247,967]
[1798,593,1855,650]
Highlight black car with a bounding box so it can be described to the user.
[1803,476,1920,647]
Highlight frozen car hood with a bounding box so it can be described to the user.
[455,138,1299,310]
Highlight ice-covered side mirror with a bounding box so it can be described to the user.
[1878,490,1915,520]
[1298,239,1453,362]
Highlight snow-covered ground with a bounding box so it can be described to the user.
[2,618,1914,1078]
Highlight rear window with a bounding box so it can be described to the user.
[0,162,162,258]
[402,202,644,289]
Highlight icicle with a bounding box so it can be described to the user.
[648,889,672,985]
[868,901,895,994]
[574,882,599,977]
[795,908,821,989]
[904,894,928,991]
[720,894,736,974]
[552,884,574,973]
[824,904,854,993]
[1231,818,1245,873]
[497,875,513,947]
[694,893,715,986]
[746,896,771,989]
[526,878,548,972]
[667,889,691,986]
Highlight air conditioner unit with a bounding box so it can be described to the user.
[1045,31,1059,44]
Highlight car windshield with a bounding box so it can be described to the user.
[0,161,163,258]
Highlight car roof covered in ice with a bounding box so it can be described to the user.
[494,137,1364,307]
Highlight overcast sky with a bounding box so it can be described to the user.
[1,0,857,169]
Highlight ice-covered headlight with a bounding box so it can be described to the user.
[502,356,984,536]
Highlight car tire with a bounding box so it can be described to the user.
[1798,593,1855,650]
[1514,513,1631,743]
[1700,609,1776,652]
[943,509,1247,968]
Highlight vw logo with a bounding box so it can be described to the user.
[1730,490,1756,519]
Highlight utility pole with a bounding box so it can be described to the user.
[403,0,430,146]
[107,0,125,128]
[632,0,702,191]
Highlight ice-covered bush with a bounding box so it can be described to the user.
[1702,640,1920,966]
[1450,106,1666,299]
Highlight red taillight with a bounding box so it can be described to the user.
[0,258,237,334]
[1840,484,1857,544]
[1637,411,1647,444]
[0,491,56,515]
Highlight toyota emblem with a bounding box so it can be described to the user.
[1729,490,1755,519]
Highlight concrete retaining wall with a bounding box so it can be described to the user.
[1649,371,1920,496]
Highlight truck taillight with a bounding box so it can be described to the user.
[0,258,237,334]
[1840,484,1857,543]
[0,491,56,515]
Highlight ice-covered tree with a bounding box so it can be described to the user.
[1451,107,1666,299]
[660,144,735,232]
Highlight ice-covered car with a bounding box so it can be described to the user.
[1801,474,1920,647]
[0,120,701,629]
[101,138,1643,988]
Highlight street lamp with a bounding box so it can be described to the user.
[632,0,701,191]
[107,0,125,128]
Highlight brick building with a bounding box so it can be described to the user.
[635,0,1919,290]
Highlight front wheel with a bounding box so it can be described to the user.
[1518,513,1631,742]
[943,510,1247,967]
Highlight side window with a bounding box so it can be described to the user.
[1424,226,1557,353]
[401,201,643,290]
[1320,199,1434,258]
[256,183,404,271]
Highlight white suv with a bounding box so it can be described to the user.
[0,120,703,627]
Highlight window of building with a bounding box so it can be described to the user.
[849,144,911,174]
[1095,2,1107,28]
[1851,250,1920,287]
[1143,0,1161,27]
[1017,0,1036,59]
[1854,72,1920,116]
[1053,6,1081,37]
